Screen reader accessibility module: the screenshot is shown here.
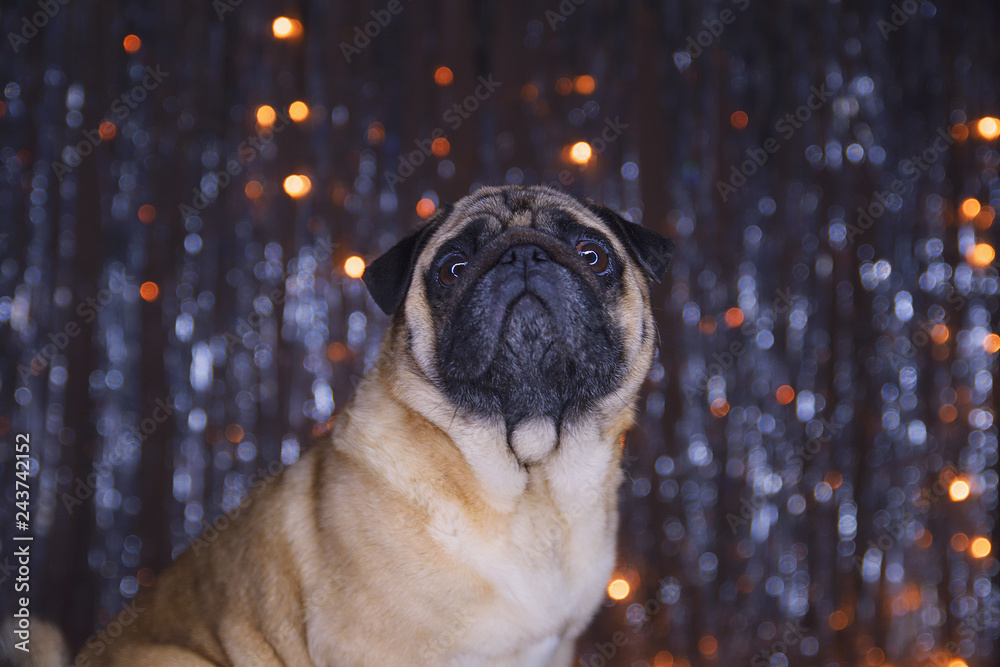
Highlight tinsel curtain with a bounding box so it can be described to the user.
[1,0,998,665]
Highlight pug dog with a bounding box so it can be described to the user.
[66,185,673,667]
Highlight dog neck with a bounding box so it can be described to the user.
[335,334,637,519]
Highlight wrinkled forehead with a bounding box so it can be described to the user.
[418,186,620,265]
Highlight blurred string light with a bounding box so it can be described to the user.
[415,197,436,218]
[282,174,311,198]
[433,66,453,86]
[139,282,159,302]
[573,74,596,95]
[272,17,303,39]
[289,101,309,122]
[344,256,365,279]
[976,116,1000,140]
[607,578,630,600]
[569,141,592,164]
[123,34,141,53]
[256,104,277,127]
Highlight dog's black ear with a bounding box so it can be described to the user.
[582,201,675,282]
[363,204,453,314]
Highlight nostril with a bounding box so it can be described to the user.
[502,245,550,265]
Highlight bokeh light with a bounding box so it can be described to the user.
[272,17,303,39]
[139,282,159,302]
[976,116,1000,140]
[344,256,366,279]
[289,101,309,122]
[730,110,748,129]
[123,34,141,53]
[256,105,276,127]
[416,198,436,218]
[569,141,592,164]
[948,479,970,502]
[282,175,311,198]
[969,537,991,558]
[960,198,981,219]
[573,75,596,94]
[967,243,995,267]
[434,66,454,86]
[137,204,156,224]
[776,385,795,404]
[607,578,629,600]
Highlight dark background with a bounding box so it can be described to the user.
[1,0,999,665]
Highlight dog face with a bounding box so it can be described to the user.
[363,185,673,438]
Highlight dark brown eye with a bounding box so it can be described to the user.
[438,254,467,286]
[576,241,609,274]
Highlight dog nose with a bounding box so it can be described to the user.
[501,245,550,268]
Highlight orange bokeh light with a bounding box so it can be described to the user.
[283,175,311,198]
[137,204,156,224]
[776,385,795,404]
[975,205,995,229]
[344,256,366,279]
[710,398,729,418]
[698,636,718,656]
[416,198,436,219]
[607,578,629,600]
[573,75,596,95]
[949,479,971,502]
[99,121,117,141]
[725,307,744,327]
[730,110,748,129]
[569,141,592,164]
[434,66,454,86]
[256,105,276,127]
[951,124,969,141]
[367,121,385,146]
[554,77,573,95]
[960,198,981,219]
[930,324,949,344]
[970,537,992,558]
[289,101,309,122]
[245,181,263,199]
[123,34,141,53]
[431,137,450,157]
[828,610,849,631]
[139,281,159,302]
[977,117,1000,140]
[272,17,303,39]
[951,533,969,551]
[967,243,995,267]
[985,333,1000,354]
